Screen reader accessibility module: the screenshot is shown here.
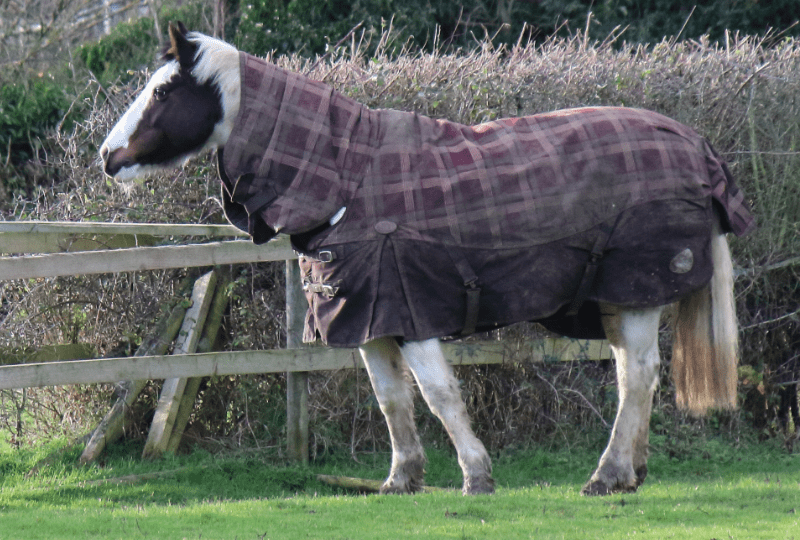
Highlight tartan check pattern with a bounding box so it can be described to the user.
[218,52,754,346]
[221,53,753,249]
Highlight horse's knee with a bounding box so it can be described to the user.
[400,339,465,419]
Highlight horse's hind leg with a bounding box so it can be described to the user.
[401,338,494,495]
[582,305,663,496]
[359,337,426,493]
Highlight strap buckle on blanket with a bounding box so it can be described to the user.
[294,250,336,263]
[463,280,481,337]
[566,222,613,317]
[316,250,335,263]
[303,279,340,298]
[444,244,481,337]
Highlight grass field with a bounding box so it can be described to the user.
[1,438,798,539]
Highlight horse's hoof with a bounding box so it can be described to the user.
[379,472,425,494]
[634,465,648,487]
[463,475,495,495]
[380,481,419,494]
[581,480,612,496]
[580,479,638,496]
[379,457,425,494]
[380,481,421,494]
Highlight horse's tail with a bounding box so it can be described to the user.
[672,224,739,415]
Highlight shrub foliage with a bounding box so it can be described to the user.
[0,79,78,197]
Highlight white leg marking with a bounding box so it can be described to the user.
[583,306,663,495]
[359,337,425,493]
[401,338,494,494]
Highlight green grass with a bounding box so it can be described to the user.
[0,439,798,539]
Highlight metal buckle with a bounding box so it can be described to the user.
[317,250,334,263]
[320,284,339,298]
[302,279,340,298]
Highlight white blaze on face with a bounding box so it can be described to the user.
[99,62,179,180]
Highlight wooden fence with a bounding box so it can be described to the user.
[0,221,612,461]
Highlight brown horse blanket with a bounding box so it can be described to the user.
[219,53,754,346]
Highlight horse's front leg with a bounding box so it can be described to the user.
[359,337,426,493]
[582,305,663,496]
[401,338,494,495]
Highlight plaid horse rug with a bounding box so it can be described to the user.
[218,53,754,347]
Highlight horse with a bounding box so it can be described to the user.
[100,22,754,496]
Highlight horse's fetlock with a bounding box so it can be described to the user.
[582,461,639,496]
[382,452,426,494]
[463,473,495,495]
[634,464,648,486]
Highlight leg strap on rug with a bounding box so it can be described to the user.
[444,244,481,337]
[566,223,614,317]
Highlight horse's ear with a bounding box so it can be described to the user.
[165,21,196,68]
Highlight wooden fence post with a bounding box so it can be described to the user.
[285,260,309,464]
[164,272,230,454]
[79,302,188,464]
[142,270,217,459]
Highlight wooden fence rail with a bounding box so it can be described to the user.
[0,221,295,279]
[0,221,612,461]
[0,339,612,390]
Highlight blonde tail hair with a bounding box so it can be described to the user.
[672,226,738,415]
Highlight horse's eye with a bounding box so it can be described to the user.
[153,86,168,101]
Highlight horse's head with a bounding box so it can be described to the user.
[100,22,240,180]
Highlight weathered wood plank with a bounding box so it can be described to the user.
[143,271,217,459]
[0,221,247,237]
[0,238,296,280]
[0,339,612,390]
[315,474,446,493]
[165,272,230,454]
[79,302,189,464]
[285,261,309,464]
[0,232,158,254]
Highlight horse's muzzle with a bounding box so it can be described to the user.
[100,145,133,177]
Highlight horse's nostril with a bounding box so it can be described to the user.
[102,147,121,177]
[104,159,120,177]
[102,147,134,178]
